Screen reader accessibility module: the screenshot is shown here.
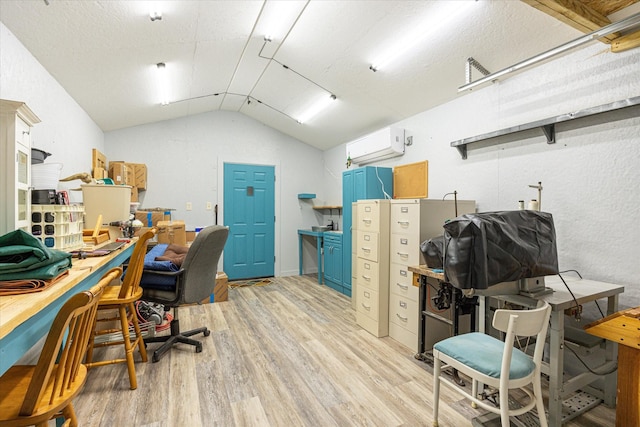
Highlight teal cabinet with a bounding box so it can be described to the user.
[323,232,343,293]
[342,166,393,296]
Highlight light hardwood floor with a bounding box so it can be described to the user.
[74,275,615,426]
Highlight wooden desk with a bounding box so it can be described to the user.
[0,241,135,376]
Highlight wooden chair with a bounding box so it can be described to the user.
[0,269,118,427]
[85,228,156,390]
[432,301,551,427]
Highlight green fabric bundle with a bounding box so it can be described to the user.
[0,229,72,280]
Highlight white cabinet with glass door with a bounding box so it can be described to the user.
[1,99,41,235]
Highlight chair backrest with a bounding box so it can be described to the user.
[180,225,229,304]
[492,301,551,381]
[19,268,119,416]
[118,228,157,299]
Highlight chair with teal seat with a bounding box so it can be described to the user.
[432,301,551,427]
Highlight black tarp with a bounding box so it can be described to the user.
[442,210,558,290]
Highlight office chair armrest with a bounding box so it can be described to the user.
[141,268,186,277]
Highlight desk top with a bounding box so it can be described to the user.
[0,240,134,340]
[407,266,624,311]
[507,275,625,311]
[408,265,445,281]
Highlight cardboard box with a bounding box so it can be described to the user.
[92,166,108,179]
[130,186,138,202]
[92,148,106,170]
[157,220,186,246]
[108,162,131,185]
[200,272,228,304]
[135,209,171,227]
[131,163,147,190]
[393,160,429,199]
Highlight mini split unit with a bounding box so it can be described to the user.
[346,127,405,165]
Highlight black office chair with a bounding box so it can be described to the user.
[141,225,229,362]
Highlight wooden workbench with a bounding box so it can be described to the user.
[0,240,135,375]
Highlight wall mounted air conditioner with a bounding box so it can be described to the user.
[346,127,405,165]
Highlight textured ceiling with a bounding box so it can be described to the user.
[1,0,638,150]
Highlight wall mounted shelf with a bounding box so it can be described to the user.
[298,193,316,199]
[312,205,342,211]
[451,96,640,159]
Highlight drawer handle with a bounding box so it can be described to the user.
[361,303,371,311]
[396,283,408,290]
[397,221,409,226]
[362,248,371,253]
[400,270,407,277]
[396,313,408,322]
[362,275,371,281]
[364,291,370,298]
[397,252,409,258]
[363,219,371,223]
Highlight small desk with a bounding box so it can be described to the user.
[0,241,135,376]
[297,229,324,284]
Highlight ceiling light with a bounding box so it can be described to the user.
[296,94,336,124]
[370,1,475,72]
[156,63,169,105]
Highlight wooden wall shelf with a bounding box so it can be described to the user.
[312,205,342,211]
[451,96,640,159]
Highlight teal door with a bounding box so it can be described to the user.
[223,163,275,280]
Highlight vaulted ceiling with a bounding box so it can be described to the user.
[1,0,638,150]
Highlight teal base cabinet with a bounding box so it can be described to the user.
[342,166,393,297]
[323,232,344,294]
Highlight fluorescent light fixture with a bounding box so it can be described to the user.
[370,1,475,72]
[296,94,336,124]
[256,1,305,42]
[156,62,169,105]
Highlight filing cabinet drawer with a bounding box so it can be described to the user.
[357,201,382,231]
[357,310,386,338]
[356,257,380,291]
[389,293,419,335]
[390,233,421,266]
[390,264,419,300]
[391,202,420,236]
[356,231,379,262]
[356,285,380,320]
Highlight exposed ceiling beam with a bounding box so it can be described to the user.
[612,28,640,51]
[522,0,640,51]
[522,0,617,42]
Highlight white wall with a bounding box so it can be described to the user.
[324,43,640,314]
[0,23,104,202]
[104,111,325,277]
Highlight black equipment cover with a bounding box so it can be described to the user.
[420,235,445,269]
[443,210,558,290]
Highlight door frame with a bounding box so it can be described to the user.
[217,157,281,278]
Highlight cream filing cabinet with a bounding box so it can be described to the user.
[388,199,476,351]
[355,199,390,337]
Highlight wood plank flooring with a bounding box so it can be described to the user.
[73,275,615,426]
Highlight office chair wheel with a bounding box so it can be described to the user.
[203,330,211,337]
[195,343,203,353]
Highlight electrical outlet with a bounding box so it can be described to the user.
[186,202,192,211]
[206,202,212,210]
